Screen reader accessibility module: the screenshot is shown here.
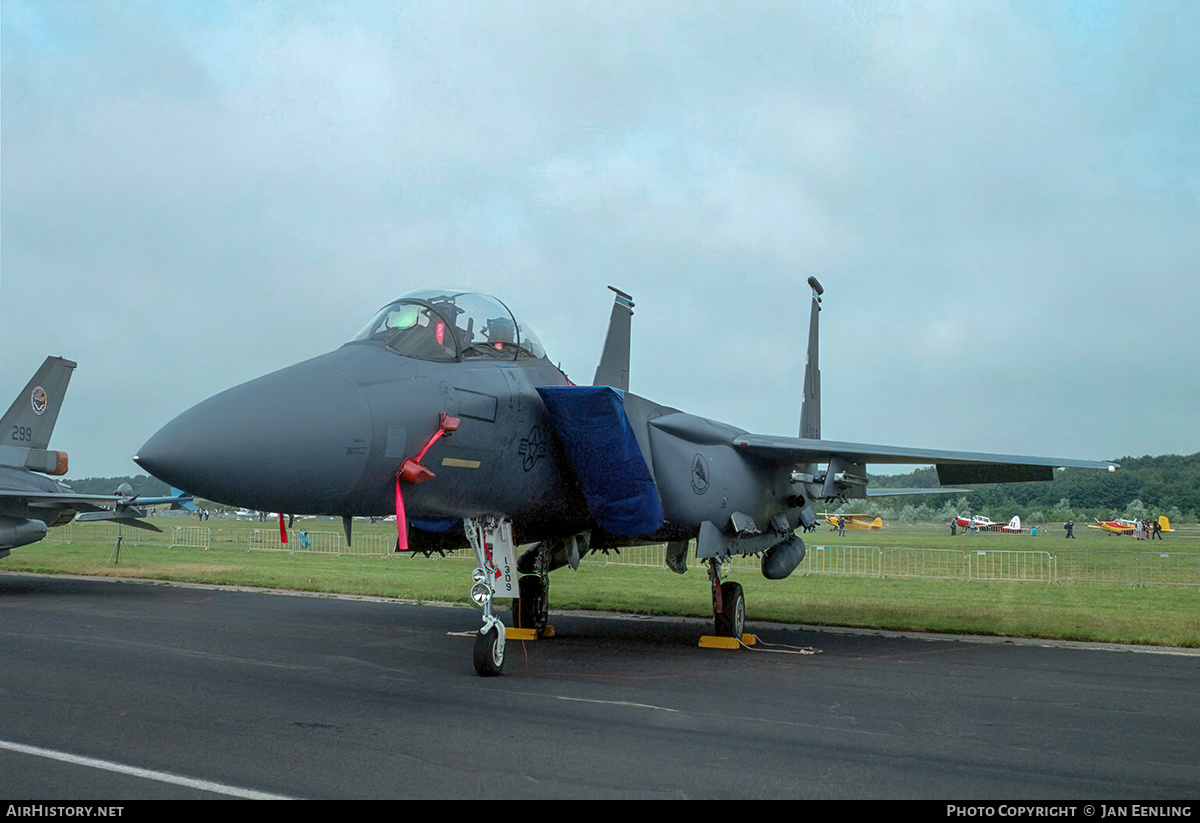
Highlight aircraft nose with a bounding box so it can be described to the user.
[135,356,373,513]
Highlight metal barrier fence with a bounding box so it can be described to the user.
[169,526,211,549]
[966,549,1055,583]
[40,520,1200,586]
[802,544,880,577]
[588,542,1199,586]
[882,548,968,580]
[1054,550,1200,587]
[247,529,423,557]
[43,520,210,549]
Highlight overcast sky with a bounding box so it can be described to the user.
[2,0,1197,480]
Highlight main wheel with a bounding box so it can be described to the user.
[473,626,504,676]
[514,575,548,634]
[714,581,745,639]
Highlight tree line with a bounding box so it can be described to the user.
[860,452,1200,523]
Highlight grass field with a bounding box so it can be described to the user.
[5,517,1198,648]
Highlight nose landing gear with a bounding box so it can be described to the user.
[465,516,518,677]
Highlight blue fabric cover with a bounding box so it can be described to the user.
[409,516,461,533]
[537,386,664,536]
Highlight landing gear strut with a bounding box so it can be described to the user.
[514,538,551,635]
[465,516,518,677]
[708,558,745,640]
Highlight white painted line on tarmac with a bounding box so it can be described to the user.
[0,739,297,799]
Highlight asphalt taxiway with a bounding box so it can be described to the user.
[1,572,1197,799]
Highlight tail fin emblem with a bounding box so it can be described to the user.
[691,454,709,494]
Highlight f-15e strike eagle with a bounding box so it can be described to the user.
[1,357,192,557]
[135,279,1117,675]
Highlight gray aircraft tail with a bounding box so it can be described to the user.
[1,357,77,471]
[592,286,634,392]
[799,277,823,440]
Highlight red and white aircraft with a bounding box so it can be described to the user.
[954,514,1002,532]
[955,515,1028,533]
[1000,515,1027,533]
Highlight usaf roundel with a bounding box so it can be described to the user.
[31,386,47,416]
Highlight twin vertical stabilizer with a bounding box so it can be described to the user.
[589,279,822,436]
[799,277,823,440]
[592,286,634,392]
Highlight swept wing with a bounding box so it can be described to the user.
[734,434,1118,485]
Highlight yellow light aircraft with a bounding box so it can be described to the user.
[1089,518,1135,535]
[823,513,883,531]
[1088,516,1174,535]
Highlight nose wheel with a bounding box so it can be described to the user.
[473,621,505,677]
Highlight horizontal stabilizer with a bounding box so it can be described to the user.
[16,487,191,533]
[75,510,164,532]
[20,491,128,513]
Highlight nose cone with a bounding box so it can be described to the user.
[136,355,372,513]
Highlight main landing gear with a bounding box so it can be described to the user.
[465,521,747,673]
[514,542,551,637]
[708,558,745,641]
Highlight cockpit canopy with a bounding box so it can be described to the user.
[352,290,546,362]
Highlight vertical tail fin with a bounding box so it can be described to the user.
[1,357,77,461]
[592,286,634,392]
[799,277,823,440]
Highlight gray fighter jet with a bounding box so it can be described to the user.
[1,356,192,557]
[135,280,1117,675]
